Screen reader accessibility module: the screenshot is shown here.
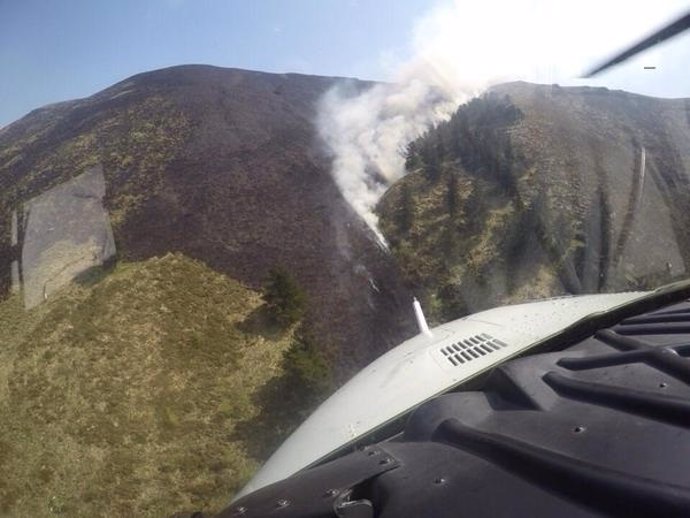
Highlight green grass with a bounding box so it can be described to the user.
[0,253,295,517]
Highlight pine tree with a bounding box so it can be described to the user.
[397,183,414,235]
[447,173,459,217]
[263,268,306,327]
[283,326,332,403]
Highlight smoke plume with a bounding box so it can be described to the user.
[317,79,462,244]
[317,0,688,244]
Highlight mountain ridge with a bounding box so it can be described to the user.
[0,64,416,378]
[2,64,690,517]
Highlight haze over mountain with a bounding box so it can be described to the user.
[0,65,689,517]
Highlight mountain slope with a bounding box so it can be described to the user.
[378,83,690,321]
[0,65,416,377]
[0,253,299,517]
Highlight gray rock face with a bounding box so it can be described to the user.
[20,165,116,308]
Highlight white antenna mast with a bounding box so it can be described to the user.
[413,297,433,337]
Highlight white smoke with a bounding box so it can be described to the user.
[317,80,461,244]
[317,0,689,243]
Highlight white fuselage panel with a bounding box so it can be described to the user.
[235,291,649,499]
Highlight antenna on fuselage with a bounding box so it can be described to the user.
[413,297,433,337]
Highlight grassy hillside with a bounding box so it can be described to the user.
[378,93,545,322]
[378,86,689,322]
[0,253,312,517]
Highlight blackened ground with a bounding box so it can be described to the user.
[0,65,416,379]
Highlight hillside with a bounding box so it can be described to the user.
[0,65,416,379]
[378,83,690,322]
[0,252,323,517]
[3,68,690,516]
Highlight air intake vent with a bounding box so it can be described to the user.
[439,333,508,367]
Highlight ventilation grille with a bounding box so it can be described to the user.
[439,333,508,367]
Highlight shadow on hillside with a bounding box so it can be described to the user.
[73,257,117,287]
[232,371,307,461]
[238,304,285,339]
[232,331,331,462]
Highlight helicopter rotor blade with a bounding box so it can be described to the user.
[584,11,690,78]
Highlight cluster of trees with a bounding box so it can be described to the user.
[262,267,332,407]
[386,93,530,322]
[404,93,524,195]
[262,268,306,327]
[405,139,443,182]
[281,325,333,412]
[239,268,333,457]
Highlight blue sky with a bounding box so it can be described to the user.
[1,0,688,127]
[0,0,428,126]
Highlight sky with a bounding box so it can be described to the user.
[1,0,689,127]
